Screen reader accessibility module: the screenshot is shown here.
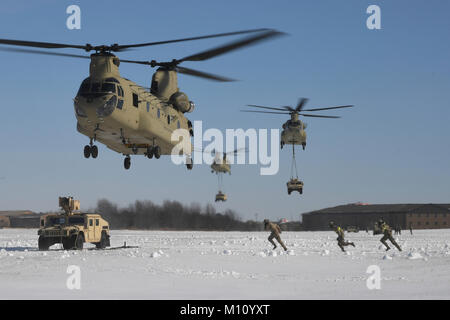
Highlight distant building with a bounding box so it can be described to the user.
[0,210,41,228]
[302,203,450,231]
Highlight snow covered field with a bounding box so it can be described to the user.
[0,228,449,299]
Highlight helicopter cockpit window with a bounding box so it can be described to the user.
[105,77,120,83]
[91,83,101,93]
[101,83,116,94]
[78,80,90,96]
[117,99,124,110]
[118,86,124,97]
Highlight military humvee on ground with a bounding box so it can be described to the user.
[38,197,110,251]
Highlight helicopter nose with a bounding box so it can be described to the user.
[75,94,117,118]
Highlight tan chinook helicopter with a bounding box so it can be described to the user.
[0,29,283,170]
[242,98,353,150]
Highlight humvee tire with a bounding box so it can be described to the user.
[95,231,108,249]
[38,236,49,251]
[74,233,84,250]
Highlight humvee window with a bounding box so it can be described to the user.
[89,219,93,227]
[96,219,99,226]
[68,217,85,225]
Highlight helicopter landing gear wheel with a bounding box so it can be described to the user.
[124,156,131,170]
[146,146,154,159]
[153,146,161,159]
[84,145,91,158]
[91,145,98,158]
[302,143,306,150]
[280,142,284,149]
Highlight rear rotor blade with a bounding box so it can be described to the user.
[296,98,308,112]
[178,29,285,63]
[299,113,341,118]
[302,105,354,112]
[176,66,235,82]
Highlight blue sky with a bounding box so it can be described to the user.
[0,0,449,221]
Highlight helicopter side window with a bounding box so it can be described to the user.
[132,93,139,108]
[146,102,150,112]
[117,99,124,110]
[91,83,101,93]
[101,83,116,94]
[167,115,171,125]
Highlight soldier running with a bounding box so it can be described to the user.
[264,219,287,251]
[379,219,402,252]
[329,221,355,252]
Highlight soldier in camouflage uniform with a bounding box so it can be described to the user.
[329,221,355,252]
[264,219,287,251]
[379,219,402,252]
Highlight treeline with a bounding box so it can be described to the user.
[95,199,263,231]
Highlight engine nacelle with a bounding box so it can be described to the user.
[170,91,195,113]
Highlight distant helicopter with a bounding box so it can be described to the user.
[209,148,245,202]
[0,29,283,170]
[210,149,245,175]
[242,98,353,150]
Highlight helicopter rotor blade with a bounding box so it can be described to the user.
[176,66,235,82]
[246,104,289,112]
[0,46,90,60]
[241,110,291,115]
[296,98,308,112]
[302,105,354,112]
[299,113,341,119]
[0,39,88,50]
[116,29,272,50]
[178,29,285,63]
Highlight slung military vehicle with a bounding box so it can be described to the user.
[242,98,353,150]
[0,29,283,170]
[38,197,110,251]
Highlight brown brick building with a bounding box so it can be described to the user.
[302,203,450,231]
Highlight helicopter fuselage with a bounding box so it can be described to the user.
[280,114,307,149]
[211,161,231,174]
[74,54,193,157]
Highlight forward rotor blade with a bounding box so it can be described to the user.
[0,38,87,50]
[302,105,354,112]
[241,110,290,115]
[296,98,308,112]
[179,29,285,63]
[176,66,235,82]
[246,104,289,112]
[0,46,90,60]
[116,29,271,50]
[299,113,340,118]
